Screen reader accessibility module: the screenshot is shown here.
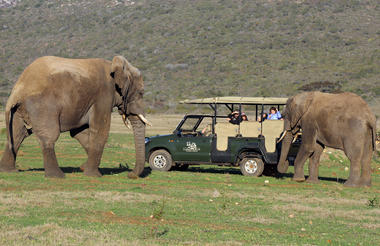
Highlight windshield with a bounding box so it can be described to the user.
[180,117,200,131]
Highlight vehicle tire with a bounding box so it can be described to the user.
[174,164,189,171]
[149,150,173,171]
[240,157,264,177]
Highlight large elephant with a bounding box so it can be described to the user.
[0,56,150,179]
[277,92,376,187]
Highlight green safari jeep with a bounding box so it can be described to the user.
[145,97,301,176]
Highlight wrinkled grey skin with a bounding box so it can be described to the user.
[0,56,146,179]
[277,92,376,187]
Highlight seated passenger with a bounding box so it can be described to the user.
[258,112,268,122]
[228,111,242,125]
[268,107,282,120]
[241,113,248,121]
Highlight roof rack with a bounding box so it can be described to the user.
[180,96,288,105]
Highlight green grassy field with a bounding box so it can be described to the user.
[0,131,379,245]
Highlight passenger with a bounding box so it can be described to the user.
[241,113,248,121]
[258,112,268,122]
[268,107,281,120]
[228,111,242,125]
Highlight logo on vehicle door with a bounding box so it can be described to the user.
[183,142,200,152]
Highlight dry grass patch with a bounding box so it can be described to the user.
[0,207,26,217]
[342,221,380,230]
[0,191,162,212]
[93,191,162,203]
[0,191,54,208]
[273,203,327,216]
[236,215,278,225]
[267,193,368,206]
[333,209,380,222]
[0,222,146,246]
[225,191,266,200]
[274,203,380,224]
[110,113,182,135]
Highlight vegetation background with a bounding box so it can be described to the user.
[0,0,379,116]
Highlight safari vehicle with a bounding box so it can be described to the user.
[145,97,301,176]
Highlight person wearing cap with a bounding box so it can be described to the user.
[228,111,248,124]
[228,111,241,125]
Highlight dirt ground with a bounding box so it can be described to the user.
[109,113,182,135]
[0,112,183,136]
[0,108,378,134]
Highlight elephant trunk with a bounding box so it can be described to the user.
[277,131,293,173]
[127,115,146,179]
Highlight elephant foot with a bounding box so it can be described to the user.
[277,161,289,173]
[292,176,306,182]
[359,179,371,188]
[0,165,18,173]
[127,172,139,179]
[45,169,65,178]
[84,168,102,177]
[343,179,361,188]
[306,177,320,184]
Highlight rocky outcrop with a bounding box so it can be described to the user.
[0,0,19,8]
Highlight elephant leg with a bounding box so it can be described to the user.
[25,101,64,178]
[0,113,31,172]
[292,128,316,182]
[359,136,373,187]
[83,108,111,177]
[70,126,89,170]
[34,125,64,178]
[306,143,324,183]
[343,139,363,187]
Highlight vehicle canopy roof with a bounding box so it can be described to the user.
[180,96,288,105]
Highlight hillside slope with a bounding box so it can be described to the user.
[0,0,379,113]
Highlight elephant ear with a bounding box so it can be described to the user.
[288,92,314,129]
[110,56,141,95]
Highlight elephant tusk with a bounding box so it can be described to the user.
[138,114,152,126]
[122,114,132,129]
[277,130,287,143]
[292,133,301,143]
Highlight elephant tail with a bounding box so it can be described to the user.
[5,103,19,158]
[368,120,376,152]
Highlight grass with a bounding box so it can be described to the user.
[0,130,379,245]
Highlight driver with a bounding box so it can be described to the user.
[201,124,212,136]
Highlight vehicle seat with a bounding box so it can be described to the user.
[262,120,284,152]
[215,123,239,151]
[240,121,261,137]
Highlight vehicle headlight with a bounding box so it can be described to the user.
[145,137,150,144]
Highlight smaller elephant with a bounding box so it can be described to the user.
[277,92,376,187]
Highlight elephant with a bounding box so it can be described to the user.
[277,91,376,187]
[0,56,151,179]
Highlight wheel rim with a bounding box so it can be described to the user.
[244,159,258,174]
[153,155,167,168]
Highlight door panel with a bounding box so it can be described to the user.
[172,135,212,162]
